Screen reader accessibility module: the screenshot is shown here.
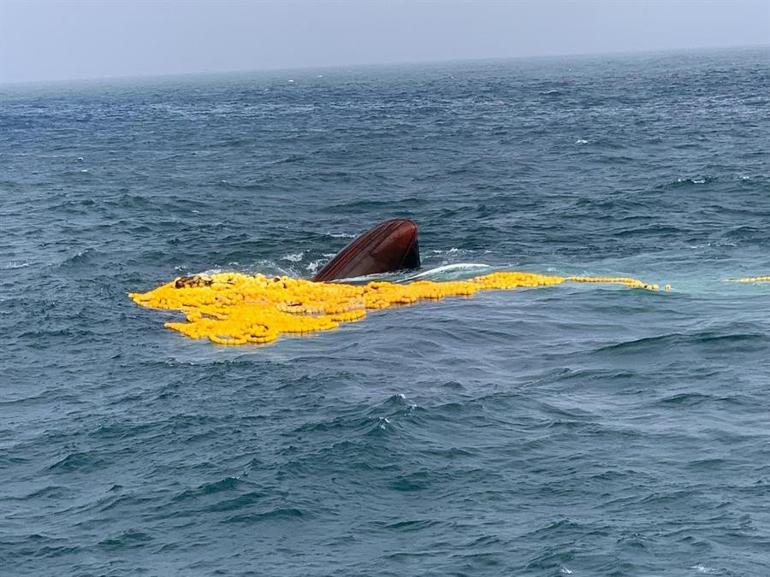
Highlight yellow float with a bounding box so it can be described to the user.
[129,271,663,346]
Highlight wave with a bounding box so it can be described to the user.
[655,392,736,407]
[327,262,492,284]
[592,329,770,357]
[402,263,492,281]
[217,179,268,191]
[3,260,31,270]
[281,252,303,263]
[98,530,152,550]
[223,507,305,524]
[47,451,105,473]
[657,175,717,190]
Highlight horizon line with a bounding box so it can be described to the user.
[1,42,767,88]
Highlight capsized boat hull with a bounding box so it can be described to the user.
[313,219,420,281]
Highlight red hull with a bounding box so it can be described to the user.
[313,219,420,281]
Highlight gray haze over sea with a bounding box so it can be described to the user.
[2,48,770,576]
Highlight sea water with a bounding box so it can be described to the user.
[1,48,769,576]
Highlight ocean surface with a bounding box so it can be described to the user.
[2,48,770,576]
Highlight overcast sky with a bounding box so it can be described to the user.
[1,0,768,83]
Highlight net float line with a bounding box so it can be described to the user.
[733,276,770,283]
[129,271,664,346]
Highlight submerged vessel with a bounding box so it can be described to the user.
[313,219,420,281]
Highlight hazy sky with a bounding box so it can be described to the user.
[1,0,768,83]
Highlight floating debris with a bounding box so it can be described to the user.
[130,271,662,346]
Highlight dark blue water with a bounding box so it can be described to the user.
[2,48,770,576]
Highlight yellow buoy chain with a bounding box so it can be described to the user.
[734,276,770,283]
[129,271,668,346]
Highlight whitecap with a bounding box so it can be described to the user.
[405,263,492,281]
[305,259,325,274]
[575,138,588,144]
[3,261,30,270]
[676,177,709,185]
[430,247,460,255]
[282,252,303,263]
